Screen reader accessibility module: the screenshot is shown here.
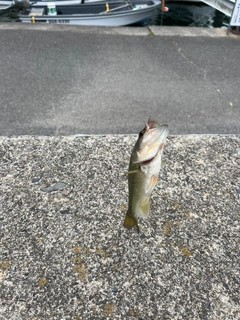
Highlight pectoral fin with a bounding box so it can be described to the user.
[145,175,158,194]
[123,212,140,233]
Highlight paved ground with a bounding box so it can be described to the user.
[0,134,240,319]
[0,24,239,135]
[1,22,240,320]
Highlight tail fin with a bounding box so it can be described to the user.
[123,212,139,233]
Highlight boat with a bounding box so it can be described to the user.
[0,0,14,9]
[18,0,161,26]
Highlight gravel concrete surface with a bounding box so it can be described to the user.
[0,134,240,319]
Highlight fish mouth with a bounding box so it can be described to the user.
[138,143,163,166]
[136,125,168,166]
[139,156,155,166]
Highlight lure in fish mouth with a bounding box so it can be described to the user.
[123,118,168,233]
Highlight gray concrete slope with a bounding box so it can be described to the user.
[0,24,240,135]
[0,135,240,319]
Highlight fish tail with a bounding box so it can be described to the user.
[123,212,139,233]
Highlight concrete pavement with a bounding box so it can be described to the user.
[1,23,240,320]
[0,24,239,135]
[0,134,240,319]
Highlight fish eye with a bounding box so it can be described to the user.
[139,129,145,138]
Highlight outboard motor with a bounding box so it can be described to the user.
[13,0,31,8]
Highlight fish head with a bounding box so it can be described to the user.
[132,118,168,165]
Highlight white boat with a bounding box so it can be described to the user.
[0,0,14,9]
[18,0,161,26]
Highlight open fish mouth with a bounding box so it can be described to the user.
[137,142,164,166]
[139,156,156,166]
[136,125,168,166]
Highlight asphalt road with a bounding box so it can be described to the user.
[0,24,239,135]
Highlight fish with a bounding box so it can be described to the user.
[123,118,168,232]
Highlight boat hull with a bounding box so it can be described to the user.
[19,0,161,26]
[0,0,14,9]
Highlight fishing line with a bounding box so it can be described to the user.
[160,0,168,25]
[160,9,163,25]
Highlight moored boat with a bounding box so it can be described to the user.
[18,0,161,26]
[0,0,14,9]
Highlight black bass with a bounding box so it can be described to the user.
[124,118,168,232]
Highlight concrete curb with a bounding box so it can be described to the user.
[0,23,239,37]
[0,135,240,319]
